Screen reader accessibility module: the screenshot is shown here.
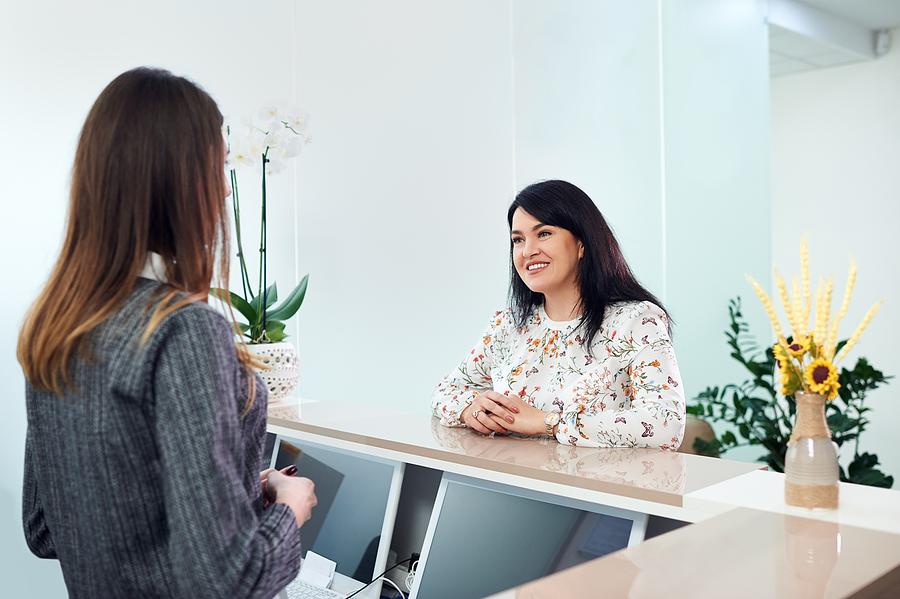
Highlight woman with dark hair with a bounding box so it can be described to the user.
[432,180,685,449]
[18,68,316,597]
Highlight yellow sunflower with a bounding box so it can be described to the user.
[786,335,812,359]
[804,358,841,400]
[772,342,790,373]
[779,368,803,397]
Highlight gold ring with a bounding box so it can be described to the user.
[472,410,482,420]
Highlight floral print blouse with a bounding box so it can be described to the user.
[432,301,686,450]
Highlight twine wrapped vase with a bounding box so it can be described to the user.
[247,342,299,403]
[784,392,839,509]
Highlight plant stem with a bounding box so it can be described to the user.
[230,169,252,301]
[257,148,269,342]
[852,398,863,458]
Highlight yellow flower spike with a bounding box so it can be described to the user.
[826,259,857,360]
[813,280,827,347]
[822,277,833,349]
[775,270,800,339]
[791,277,805,339]
[804,358,841,400]
[835,300,883,365]
[800,239,811,328]
[747,276,785,339]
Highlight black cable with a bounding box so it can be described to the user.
[345,557,414,598]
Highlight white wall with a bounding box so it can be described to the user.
[662,0,772,464]
[291,0,516,411]
[771,28,900,485]
[514,0,665,294]
[0,1,299,593]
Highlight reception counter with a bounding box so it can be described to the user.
[487,508,900,598]
[267,399,900,597]
[268,399,760,523]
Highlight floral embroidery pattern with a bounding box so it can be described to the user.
[432,302,686,450]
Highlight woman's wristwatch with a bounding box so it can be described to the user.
[543,410,561,437]
[460,399,474,424]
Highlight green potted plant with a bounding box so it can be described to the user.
[688,297,893,489]
[212,105,310,402]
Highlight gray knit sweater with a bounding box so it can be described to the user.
[22,278,301,598]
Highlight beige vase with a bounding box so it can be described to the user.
[247,342,299,403]
[784,392,839,509]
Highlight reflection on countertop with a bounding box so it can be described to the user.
[428,417,687,495]
[493,508,900,599]
[267,399,760,506]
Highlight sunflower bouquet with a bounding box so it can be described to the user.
[747,240,882,401]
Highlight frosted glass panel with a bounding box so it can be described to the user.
[514,0,665,297]
[662,0,771,403]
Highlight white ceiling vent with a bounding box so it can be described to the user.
[768,0,899,77]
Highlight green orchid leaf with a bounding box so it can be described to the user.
[251,282,278,316]
[211,288,258,324]
[267,274,309,322]
[265,319,287,342]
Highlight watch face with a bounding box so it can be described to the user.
[545,411,560,425]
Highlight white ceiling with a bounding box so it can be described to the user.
[796,0,900,29]
[769,25,867,76]
[770,1,900,77]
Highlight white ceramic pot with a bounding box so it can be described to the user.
[246,342,299,403]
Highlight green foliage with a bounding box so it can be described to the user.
[687,297,894,488]
[211,274,308,343]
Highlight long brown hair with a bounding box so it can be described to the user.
[18,67,258,409]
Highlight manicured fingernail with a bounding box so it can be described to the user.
[506,416,514,423]
[284,465,298,476]
[513,407,520,413]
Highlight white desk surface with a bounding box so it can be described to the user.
[686,468,900,535]
[267,399,760,522]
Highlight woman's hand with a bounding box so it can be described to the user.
[259,465,297,508]
[460,391,520,435]
[265,470,317,527]
[483,393,551,437]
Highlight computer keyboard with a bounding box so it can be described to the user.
[284,578,346,599]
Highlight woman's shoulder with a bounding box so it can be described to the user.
[109,282,234,357]
[483,306,516,330]
[604,300,667,328]
[485,305,546,334]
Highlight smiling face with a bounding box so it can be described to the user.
[510,207,584,297]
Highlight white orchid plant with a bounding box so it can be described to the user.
[213,105,311,344]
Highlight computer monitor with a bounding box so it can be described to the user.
[409,474,648,599]
[270,435,404,585]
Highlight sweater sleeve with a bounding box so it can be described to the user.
[431,310,507,426]
[152,306,301,598]
[557,303,686,450]
[22,426,57,559]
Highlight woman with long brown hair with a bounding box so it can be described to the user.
[18,67,316,598]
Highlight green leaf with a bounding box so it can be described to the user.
[848,468,894,488]
[686,404,705,416]
[211,288,258,324]
[692,437,722,457]
[251,283,278,315]
[265,319,287,342]
[267,274,309,322]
